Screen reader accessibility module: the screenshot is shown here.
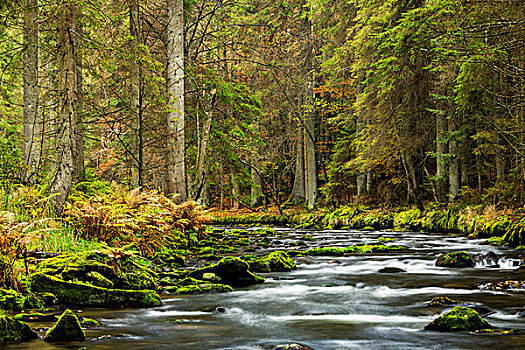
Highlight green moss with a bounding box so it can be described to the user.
[472,328,522,336]
[435,251,474,268]
[424,306,491,332]
[31,273,161,308]
[81,318,102,328]
[377,236,394,242]
[14,312,58,322]
[249,251,296,273]
[44,309,85,342]
[487,237,506,246]
[300,234,315,241]
[85,271,114,288]
[344,243,407,254]
[304,247,344,256]
[0,315,38,343]
[192,256,264,287]
[175,283,233,294]
[0,289,24,311]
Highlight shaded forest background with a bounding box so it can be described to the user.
[1,0,524,213]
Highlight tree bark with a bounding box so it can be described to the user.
[23,0,41,184]
[291,125,306,202]
[435,111,448,201]
[194,90,215,203]
[166,0,187,202]
[73,15,85,183]
[48,2,78,214]
[355,72,366,196]
[130,0,143,188]
[231,172,240,210]
[448,114,460,200]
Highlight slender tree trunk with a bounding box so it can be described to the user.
[130,0,143,188]
[166,0,186,202]
[74,15,85,183]
[231,172,240,210]
[250,164,263,207]
[355,73,366,196]
[304,13,317,210]
[194,90,215,203]
[23,0,41,184]
[48,2,78,214]
[436,111,448,201]
[448,114,460,200]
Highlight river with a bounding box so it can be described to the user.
[5,227,525,349]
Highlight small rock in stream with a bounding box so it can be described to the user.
[274,343,313,350]
[378,267,406,273]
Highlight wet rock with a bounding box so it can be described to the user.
[249,251,296,273]
[0,289,25,311]
[14,312,60,322]
[304,247,344,256]
[215,307,226,313]
[193,257,264,287]
[428,296,457,307]
[0,315,38,342]
[435,251,475,268]
[31,273,161,308]
[424,306,491,332]
[344,243,407,254]
[44,309,85,342]
[471,328,523,336]
[378,267,406,273]
[81,318,102,328]
[479,280,525,291]
[274,343,312,350]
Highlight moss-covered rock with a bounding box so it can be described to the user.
[304,247,344,256]
[193,257,264,287]
[249,251,296,273]
[81,318,102,328]
[424,306,491,332]
[14,312,59,322]
[0,289,24,311]
[428,296,457,307]
[44,309,85,342]
[37,248,157,291]
[479,280,525,291]
[344,243,407,254]
[378,267,406,273]
[175,283,233,294]
[0,315,38,342]
[435,251,475,268]
[31,273,161,308]
[472,328,523,336]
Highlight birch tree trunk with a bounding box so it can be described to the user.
[48,2,78,214]
[23,0,41,184]
[130,0,143,188]
[166,0,187,202]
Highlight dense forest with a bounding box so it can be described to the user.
[0,0,523,213]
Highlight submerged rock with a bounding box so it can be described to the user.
[44,309,85,342]
[435,251,475,268]
[424,306,491,332]
[175,283,233,294]
[274,343,312,350]
[378,267,406,273]
[472,328,523,336]
[0,315,38,343]
[31,273,161,308]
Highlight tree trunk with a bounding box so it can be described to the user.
[73,15,85,183]
[250,164,263,208]
[194,90,215,203]
[231,172,240,210]
[435,111,448,201]
[48,2,78,214]
[448,114,460,200]
[130,0,143,188]
[291,125,306,202]
[355,72,366,196]
[23,0,41,184]
[166,0,186,202]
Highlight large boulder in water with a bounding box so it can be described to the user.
[30,273,161,308]
[435,251,475,268]
[249,251,296,273]
[0,315,38,343]
[424,306,490,332]
[192,257,264,287]
[43,309,85,342]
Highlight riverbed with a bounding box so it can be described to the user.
[6,228,525,349]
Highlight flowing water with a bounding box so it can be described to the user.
[6,228,525,349]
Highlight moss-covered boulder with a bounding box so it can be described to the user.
[193,257,264,287]
[0,289,25,311]
[175,283,233,294]
[44,309,85,342]
[304,247,344,256]
[435,251,475,268]
[345,243,407,254]
[249,251,296,273]
[31,273,161,308]
[0,315,38,342]
[81,318,102,328]
[424,306,491,332]
[37,248,157,290]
